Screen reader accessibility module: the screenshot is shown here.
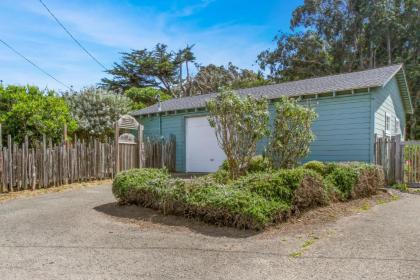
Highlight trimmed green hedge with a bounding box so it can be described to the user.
[112,162,384,230]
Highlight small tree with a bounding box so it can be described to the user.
[206,89,269,179]
[0,85,77,145]
[64,87,132,140]
[268,96,317,169]
[124,87,171,110]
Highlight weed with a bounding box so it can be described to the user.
[289,251,302,258]
[358,202,371,211]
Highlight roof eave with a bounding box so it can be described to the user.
[393,67,414,114]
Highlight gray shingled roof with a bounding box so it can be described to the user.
[132,64,409,116]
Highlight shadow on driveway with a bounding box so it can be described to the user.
[94,202,259,239]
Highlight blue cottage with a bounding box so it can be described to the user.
[132,64,413,173]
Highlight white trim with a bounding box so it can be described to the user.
[385,112,391,135]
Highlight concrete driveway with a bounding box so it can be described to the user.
[0,184,419,280]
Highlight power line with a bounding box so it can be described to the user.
[38,0,108,71]
[0,38,71,90]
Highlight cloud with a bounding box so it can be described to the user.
[170,0,216,17]
[0,0,271,90]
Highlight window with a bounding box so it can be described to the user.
[385,113,391,133]
[394,117,400,134]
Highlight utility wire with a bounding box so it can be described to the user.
[0,38,71,90]
[38,0,108,71]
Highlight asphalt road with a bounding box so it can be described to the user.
[0,184,419,280]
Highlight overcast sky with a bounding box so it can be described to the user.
[0,0,301,91]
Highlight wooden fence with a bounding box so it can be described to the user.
[0,134,176,193]
[374,134,420,187]
[401,141,420,187]
[144,135,176,171]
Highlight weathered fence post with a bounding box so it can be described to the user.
[8,135,13,192]
[114,122,119,174]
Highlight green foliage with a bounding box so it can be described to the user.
[193,63,269,94]
[268,97,317,168]
[392,183,409,192]
[124,87,171,110]
[324,165,359,200]
[0,85,77,145]
[185,185,290,229]
[102,43,269,98]
[207,89,269,179]
[64,87,132,140]
[303,161,327,175]
[112,168,170,203]
[247,155,272,173]
[101,44,181,96]
[112,163,384,229]
[219,155,272,174]
[258,0,419,138]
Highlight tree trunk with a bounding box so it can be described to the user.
[387,33,392,65]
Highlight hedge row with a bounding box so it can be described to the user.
[112,161,384,230]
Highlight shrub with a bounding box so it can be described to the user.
[352,164,385,198]
[112,163,384,230]
[324,165,358,200]
[392,183,409,192]
[185,186,291,229]
[233,168,329,211]
[112,168,171,204]
[292,174,329,210]
[267,96,317,169]
[206,89,269,179]
[211,168,231,184]
[234,168,309,201]
[303,161,326,175]
[323,163,385,200]
[248,155,272,173]
[219,155,272,174]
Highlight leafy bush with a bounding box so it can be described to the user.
[112,168,171,204]
[206,89,269,179]
[219,155,272,174]
[324,165,358,200]
[112,162,385,230]
[248,156,272,173]
[267,96,317,169]
[392,183,409,192]
[185,185,291,229]
[233,168,312,201]
[303,161,326,175]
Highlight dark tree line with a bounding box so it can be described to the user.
[258,0,419,138]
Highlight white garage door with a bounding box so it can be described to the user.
[186,116,226,172]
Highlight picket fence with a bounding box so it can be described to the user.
[0,134,176,193]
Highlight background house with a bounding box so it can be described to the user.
[132,64,412,173]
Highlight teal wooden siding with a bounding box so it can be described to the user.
[373,77,406,139]
[137,81,407,172]
[301,93,372,162]
[140,111,205,172]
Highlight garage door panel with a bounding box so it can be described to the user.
[186,117,226,172]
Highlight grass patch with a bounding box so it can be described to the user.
[358,201,371,211]
[392,183,409,192]
[391,194,400,201]
[289,235,318,258]
[289,251,302,258]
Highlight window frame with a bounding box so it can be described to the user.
[385,112,391,134]
[394,117,400,135]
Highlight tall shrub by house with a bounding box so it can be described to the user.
[206,89,269,179]
[64,87,132,140]
[268,96,317,168]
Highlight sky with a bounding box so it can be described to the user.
[0,0,302,92]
